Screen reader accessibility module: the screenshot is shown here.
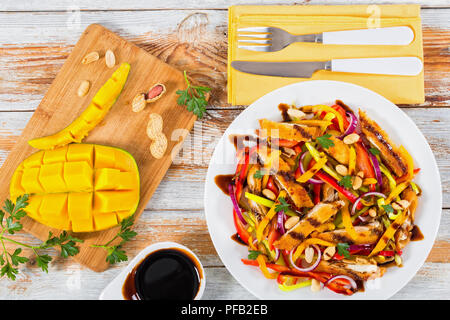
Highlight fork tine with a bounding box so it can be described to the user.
[237,27,270,33]
[237,33,271,39]
[237,45,272,52]
[237,39,271,44]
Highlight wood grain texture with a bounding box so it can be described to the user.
[0,24,198,272]
[0,9,449,111]
[0,3,448,300]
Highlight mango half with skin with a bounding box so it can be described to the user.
[10,144,140,232]
[28,62,131,150]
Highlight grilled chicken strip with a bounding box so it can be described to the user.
[247,165,263,195]
[258,119,320,142]
[359,110,409,177]
[274,174,314,209]
[316,259,386,281]
[395,187,419,250]
[274,201,344,250]
[256,146,313,209]
[314,221,383,245]
[324,135,350,165]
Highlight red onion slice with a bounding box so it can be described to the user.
[277,211,286,235]
[299,152,324,185]
[324,275,357,290]
[338,112,358,139]
[368,150,383,187]
[351,191,386,215]
[289,244,321,272]
[229,183,247,225]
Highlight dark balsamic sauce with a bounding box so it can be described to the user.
[214,174,234,196]
[122,248,202,300]
[231,233,247,246]
[410,225,424,241]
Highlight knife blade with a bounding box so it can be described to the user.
[231,57,423,78]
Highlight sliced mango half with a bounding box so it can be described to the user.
[28,63,131,150]
[10,143,140,232]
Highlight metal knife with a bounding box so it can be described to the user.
[231,57,423,78]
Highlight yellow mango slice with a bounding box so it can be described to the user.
[28,63,130,150]
[10,143,139,232]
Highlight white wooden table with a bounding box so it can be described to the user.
[0,0,448,299]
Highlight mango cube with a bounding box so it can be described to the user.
[23,152,43,168]
[43,145,68,164]
[93,213,118,231]
[94,145,116,169]
[114,149,137,172]
[67,143,94,166]
[94,191,137,213]
[68,192,93,221]
[21,167,44,194]
[95,168,120,190]
[64,161,93,191]
[39,163,66,193]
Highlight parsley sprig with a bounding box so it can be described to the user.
[338,175,353,189]
[275,197,290,213]
[176,70,211,119]
[316,134,335,149]
[0,194,83,280]
[91,215,137,264]
[336,242,350,258]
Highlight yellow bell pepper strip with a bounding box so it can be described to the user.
[386,182,409,203]
[244,192,296,217]
[340,199,359,242]
[410,182,421,195]
[396,145,415,183]
[296,156,328,183]
[292,119,332,128]
[363,178,378,185]
[278,279,312,292]
[369,210,408,257]
[348,146,356,175]
[256,191,287,242]
[292,238,336,263]
[314,105,345,132]
[305,142,341,181]
[256,255,278,279]
[379,163,397,191]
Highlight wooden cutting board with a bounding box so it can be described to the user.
[0,24,197,272]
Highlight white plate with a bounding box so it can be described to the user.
[99,242,206,300]
[204,80,442,300]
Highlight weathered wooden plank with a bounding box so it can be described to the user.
[1,0,449,11]
[1,108,449,207]
[0,9,449,111]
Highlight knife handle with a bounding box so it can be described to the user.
[331,57,423,76]
[323,26,414,45]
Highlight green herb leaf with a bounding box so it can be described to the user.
[275,197,290,213]
[316,134,335,149]
[382,204,394,214]
[35,254,52,273]
[337,242,350,258]
[9,248,29,266]
[253,170,267,179]
[248,250,261,260]
[5,216,22,234]
[338,175,353,189]
[1,263,18,281]
[106,247,128,264]
[176,70,211,119]
[369,148,380,156]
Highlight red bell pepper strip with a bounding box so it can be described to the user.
[355,142,375,177]
[266,176,279,196]
[267,227,280,251]
[272,139,299,148]
[241,259,354,295]
[320,104,350,132]
[396,168,421,184]
[378,250,402,257]
[314,170,361,209]
[233,209,250,245]
[313,184,321,205]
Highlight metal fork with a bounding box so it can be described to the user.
[237,26,322,52]
[237,26,414,52]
